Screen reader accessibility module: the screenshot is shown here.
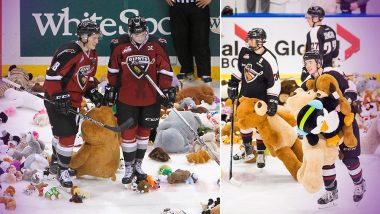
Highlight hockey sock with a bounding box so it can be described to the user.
[56,135,75,170]
[241,130,253,148]
[136,126,150,160]
[322,164,337,191]
[256,139,266,152]
[121,138,137,165]
[343,157,363,185]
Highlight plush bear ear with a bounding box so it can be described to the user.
[8,65,17,71]
[254,100,267,116]
[28,73,33,81]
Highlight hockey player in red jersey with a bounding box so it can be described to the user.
[43,20,103,188]
[105,15,175,185]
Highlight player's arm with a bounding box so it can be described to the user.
[107,39,121,88]
[265,57,281,116]
[231,47,247,83]
[44,48,79,96]
[155,38,173,89]
[103,39,121,106]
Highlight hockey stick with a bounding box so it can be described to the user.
[229,98,235,180]
[143,74,220,165]
[2,78,133,132]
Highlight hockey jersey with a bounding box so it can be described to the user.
[43,41,98,108]
[231,47,280,101]
[107,34,173,106]
[306,25,339,68]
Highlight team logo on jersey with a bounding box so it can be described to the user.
[244,64,263,83]
[122,46,132,54]
[76,65,91,89]
[123,55,151,79]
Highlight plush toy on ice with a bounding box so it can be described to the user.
[154,111,202,153]
[237,97,303,180]
[69,106,121,181]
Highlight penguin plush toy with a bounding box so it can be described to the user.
[297,100,340,146]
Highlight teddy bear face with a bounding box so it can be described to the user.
[236,97,267,130]
[81,106,118,145]
[315,74,341,99]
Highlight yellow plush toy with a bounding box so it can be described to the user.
[313,74,357,147]
[237,97,303,180]
[70,106,121,181]
[186,149,211,164]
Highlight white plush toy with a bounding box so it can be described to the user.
[1,88,44,112]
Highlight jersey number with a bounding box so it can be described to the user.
[51,62,60,71]
[324,40,336,55]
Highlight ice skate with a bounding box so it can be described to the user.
[318,189,338,209]
[233,145,254,162]
[122,164,135,188]
[134,160,147,182]
[353,179,366,203]
[57,169,73,192]
[256,151,265,168]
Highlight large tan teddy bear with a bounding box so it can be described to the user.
[176,85,215,105]
[70,106,121,181]
[307,74,357,148]
[283,88,340,193]
[237,97,303,180]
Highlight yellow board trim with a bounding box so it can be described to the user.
[2,65,221,80]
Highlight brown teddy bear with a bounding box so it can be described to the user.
[186,149,211,164]
[167,169,193,184]
[237,97,303,180]
[148,147,171,162]
[70,106,121,181]
[279,79,299,105]
[176,85,215,105]
[0,196,16,210]
[313,74,357,147]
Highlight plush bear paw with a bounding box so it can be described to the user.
[344,113,354,126]
[326,135,341,147]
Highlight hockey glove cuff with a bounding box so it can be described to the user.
[85,87,103,108]
[266,95,278,116]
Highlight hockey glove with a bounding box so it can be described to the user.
[103,85,117,106]
[160,87,176,108]
[85,87,103,108]
[52,92,72,115]
[227,80,239,100]
[266,95,278,116]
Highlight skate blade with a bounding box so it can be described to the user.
[318,201,338,209]
[124,183,132,189]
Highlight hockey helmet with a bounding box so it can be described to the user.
[303,50,323,67]
[128,16,148,34]
[306,6,325,20]
[77,20,101,41]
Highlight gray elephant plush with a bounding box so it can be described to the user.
[12,132,45,160]
[154,111,202,153]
